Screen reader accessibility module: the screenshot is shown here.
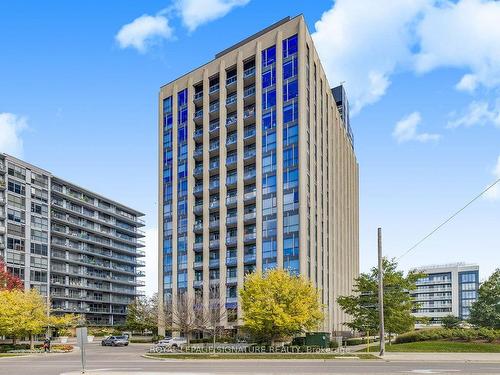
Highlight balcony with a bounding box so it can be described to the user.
[226,75,237,86]
[194,242,204,252]
[209,83,220,95]
[193,165,204,176]
[209,200,219,210]
[209,181,220,191]
[226,134,237,149]
[226,154,237,168]
[226,236,237,246]
[226,216,238,226]
[194,204,204,215]
[226,195,237,206]
[193,260,203,269]
[209,141,219,152]
[194,185,203,196]
[194,222,204,232]
[209,220,220,230]
[226,115,237,129]
[209,239,219,249]
[244,169,256,182]
[226,276,238,285]
[194,91,203,101]
[209,121,220,136]
[226,94,237,109]
[226,296,238,304]
[193,279,203,288]
[244,190,256,202]
[244,149,256,161]
[226,175,237,187]
[194,109,203,123]
[226,256,237,266]
[244,254,256,264]
[244,126,256,141]
[244,107,255,123]
[244,232,256,242]
[193,128,203,140]
[209,259,220,268]
[194,148,203,160]
[244,211,256,222]
[244,66,255,79]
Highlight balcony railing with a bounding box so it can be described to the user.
[226,236,237,246]
[194,165,204,175]
[244,190,256,201]
[226,135,237,146]
[226,195,237,205]
[209,200,219,209]
[209,102,219,112]
[226,95,237,105]
[244,85,255,97]
[244,67,255,78]
[209,121,220,132]
[209,84,219,93]
[244,127,256,139]
[226,76,237,86]
[194,128,203,138]
[226,257,237,266]
[244,170,256,179]
[194,109,203,118]
[244,233,256,241]
[226,155,237,165]
[226,116,237,126]
[226,216,238,225]
[226,276,238,284]
[194,91,203,100]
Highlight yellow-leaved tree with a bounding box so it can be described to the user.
[239,269,323,345]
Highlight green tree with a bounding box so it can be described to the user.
[125,295,158,334]
[337,258,422,342]
[441,314,461,329]
[239,269,323,345]
[469,269,500,329]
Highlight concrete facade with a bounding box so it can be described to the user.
[412,263,479,327]
[0,154,145,326]
[158,15,359,335]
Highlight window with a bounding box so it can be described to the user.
[262,89,276,110]
[7,208,25,223]
[177,89,187,107]
[8,180,25,195]
[31,216,48,231]
[283,102,299,123]
[283,124,298,146]
[31,186,48,203]
[163,96,173,114]
[283,145,298,168]
[31,242,48,256]
[284,168,299,190]
[7,223,25,237]
[283,56,298,79]
[262,174,276,194]
[31,202,48,216]
[31,229,48,243]
[283,80,298,101]
[8,194,25,209]
[31,256,48,269]
[30,270,47,282]
[262,152,276,174]
[7,237,25,251]
[7,251,25,265]
[282,34,298,58]
[262,131,276,151]
[262,110,276,130]
[262,46,276,67]
[8,164,26,179]
[262,69,275,88]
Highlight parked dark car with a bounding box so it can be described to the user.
[101,335,129,346]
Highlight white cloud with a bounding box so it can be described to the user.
[393,112,440,143]
[142,226,158,297]
[176,0,250,32]
[312,0,429,114]
[312,0,500,113]
[116,14,173,53]
[484,155,500,200]
[0,112,27,157]
[415,0,500,93]
[448,101,500,128]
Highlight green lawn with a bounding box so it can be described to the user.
[359,341,500,353]
[146,353,378,360]
[0,353,26,358]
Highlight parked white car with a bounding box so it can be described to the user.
[156,337,188,349]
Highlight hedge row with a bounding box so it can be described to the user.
[395,328,500,344]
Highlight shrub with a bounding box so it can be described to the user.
[395,328,500,344]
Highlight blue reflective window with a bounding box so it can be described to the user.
[283,146,298,168]
[163,130,172,148]
[178,162,187,178]
[283,56,298,80]
[262,69,275,88]
[262,174,276,194]
[262,89,276,110]
[262,110,276,130]
[283,102,299,123]
[283,124,298,146]
[178,108,188,124]
[262,46,276,67]
[263,238,277,258]
[178,143,187,158]
[283,168,299,189]
[283,80,298,101]
[283,35,298,58]
[284,236,299,257]
[164,113,173,128]
[178,89,187,107]
[262,152,276,173]
[163,97,173,114]
[163,166,172,182]
[262,130,276,150]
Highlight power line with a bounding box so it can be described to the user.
[397,177,500,261]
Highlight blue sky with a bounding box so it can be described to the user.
[1,0,499,296]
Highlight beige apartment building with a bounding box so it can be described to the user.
[158,15,359,335]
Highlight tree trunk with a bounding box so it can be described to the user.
[30,334,34,350]
[12,336,16,345]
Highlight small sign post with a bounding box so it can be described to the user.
[76,327,88,374]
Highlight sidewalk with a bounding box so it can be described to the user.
[381,352,500,362]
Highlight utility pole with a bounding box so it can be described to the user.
[378,227,385,357]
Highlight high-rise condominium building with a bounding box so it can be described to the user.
[0,154,145,326]
[411,263,479,327]
[158,15,359,335]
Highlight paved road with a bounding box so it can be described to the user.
[1,343,500,374]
